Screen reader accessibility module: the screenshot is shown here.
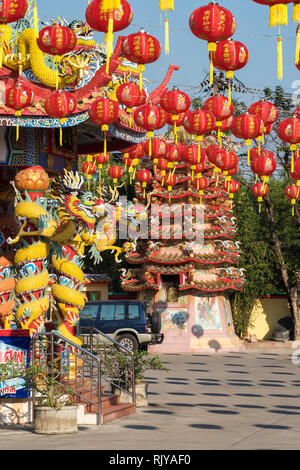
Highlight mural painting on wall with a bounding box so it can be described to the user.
[158,308,189,333]
[194,297,222,332]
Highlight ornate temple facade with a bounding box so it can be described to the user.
[121,136,246,353]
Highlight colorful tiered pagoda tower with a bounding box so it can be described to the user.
[121,135,246,353]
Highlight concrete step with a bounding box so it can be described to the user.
[102,402,136,425]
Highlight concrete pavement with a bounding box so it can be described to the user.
[0,348,300,450]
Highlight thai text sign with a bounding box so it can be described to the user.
[0,331,30,399]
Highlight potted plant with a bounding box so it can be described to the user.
[107,350,168,407]
[23,363,78,435]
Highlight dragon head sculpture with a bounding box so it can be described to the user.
[51,170,99,231]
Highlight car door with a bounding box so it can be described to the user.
[79,303,100,333]
[98,303,116,334]
[127,303,144,333]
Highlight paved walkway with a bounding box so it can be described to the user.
[1,348,300,450]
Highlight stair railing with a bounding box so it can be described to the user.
[31,331,102,425]
[80,326,136,405]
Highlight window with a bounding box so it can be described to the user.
[80,305,98,321]
[115,304,126,320]
[99,304,126,321]
[128,304,139,320]
[100,304,114,321]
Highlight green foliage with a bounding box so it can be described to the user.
[231,176,300,337]
[131,351,169,382]
[102,350,168,385]
[23,363,74,408]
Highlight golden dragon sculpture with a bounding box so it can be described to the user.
[0,20,97,89]
[7,166,136,346]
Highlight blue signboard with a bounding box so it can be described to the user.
[0,334,31,399]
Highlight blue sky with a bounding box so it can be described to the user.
[36,0,299,106]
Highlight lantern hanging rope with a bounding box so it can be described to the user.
[159,0,174,55]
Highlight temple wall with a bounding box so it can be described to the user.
[148,292,244,354]
[247,297,291,340]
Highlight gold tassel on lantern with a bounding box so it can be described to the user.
[33,2,39,38]
[295,26,300,65]
[102,124,109,157]
[105,12,114,75]
[277,33,283,80]
[159,0,174,55]
[101,0,121,12]
[269,4,288,27]
[137,64,145,91]
[207,43,217,85]
[293,3,300,22]
[226,71,234,105]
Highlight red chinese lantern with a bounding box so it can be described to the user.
[6,82,34,140]
[123,142,145,168]
[248,100,279,127]
[44,90,77,146]
[94,152,110,182]
[0,0,27,67]
[166,144,181,171]
[224,179,240,199]
[144,137,168,172]
[133,105,166,156]
[108,165,124,193]
[250,147,273,163]
[189,4,237,84]
[165,173,177,201]
[85,0,132,32]
[285,184,300,214]
[251,151,277,185]
[116,82,147,115]
[81,161,97,189]
[215,150,239,176]
[122,31,161,89]
[183,109,216,142]
[166,111,186,129]
[206,144,220,165]
[89,97,120,156]
[182,144,206,181]
[210,40,249,103]
[136,169,152,197]
[82,161,97,179]
[203,95,234,123]
[157,157,169,185]
[204,95,234,142]
[85,0,133,74]
[248,100,279,144]
[0,0,28,23]
[290,159,300,183]
[193,176,209,202]
[277,115,300,152]
[37,25,77,88]
[45,90,77,118]
[160,88,191,140]
[252,182,270,213]
[232,113,264,163]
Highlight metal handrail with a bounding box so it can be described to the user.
[80,326,136,404]
[32,331,102,425]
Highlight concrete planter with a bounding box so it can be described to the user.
[114,382,149,407]
[33,406,78,435]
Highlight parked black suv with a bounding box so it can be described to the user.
[78,300,164,352]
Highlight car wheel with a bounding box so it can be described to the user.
[116,334,139,352]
